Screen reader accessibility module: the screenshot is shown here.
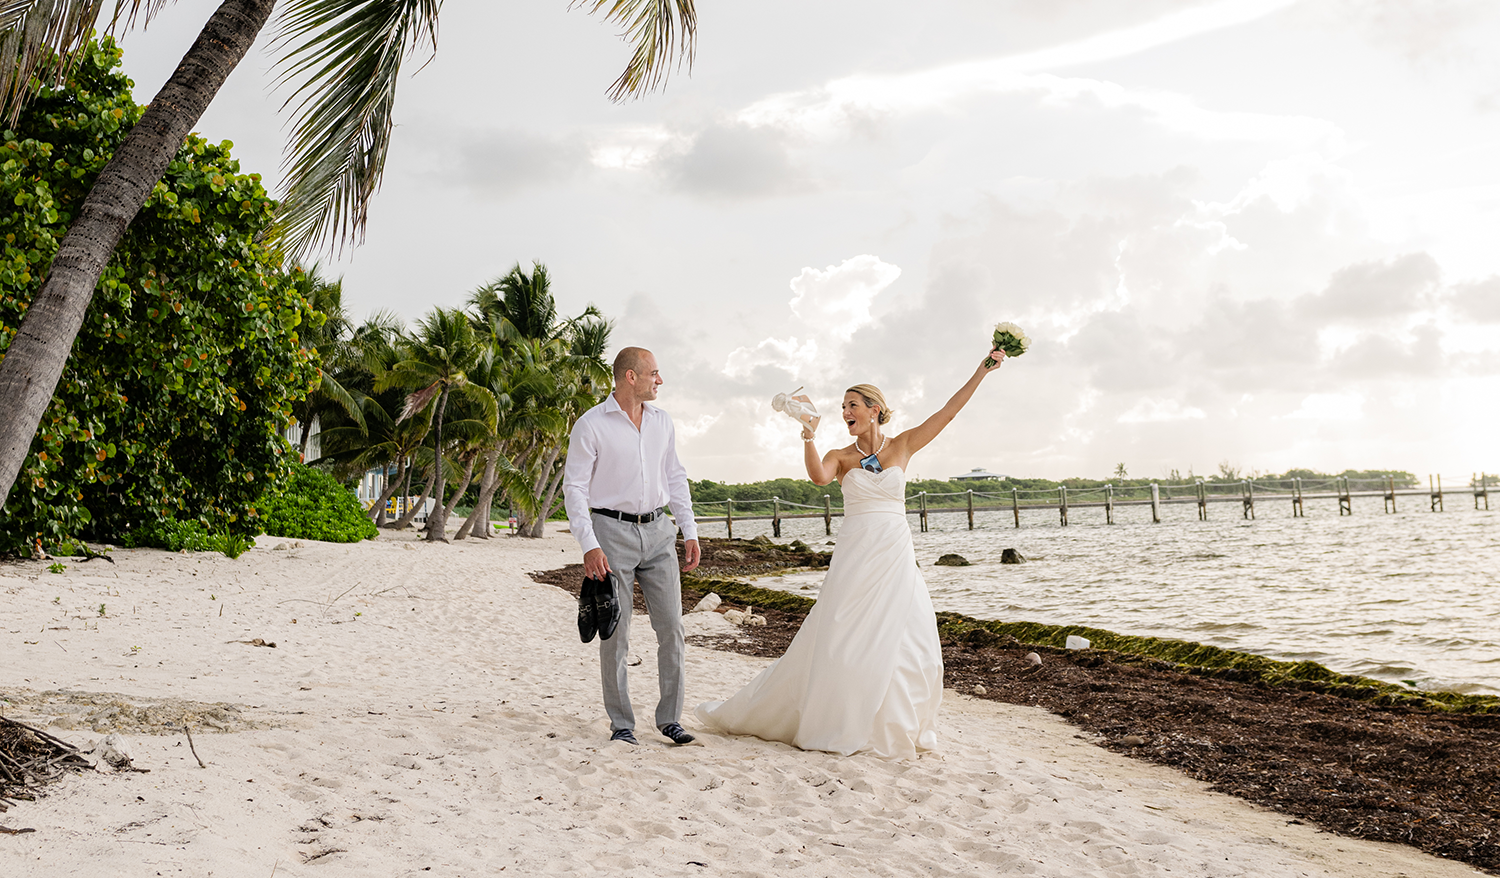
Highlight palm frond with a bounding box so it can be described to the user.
[0,0,104,123]
[396,380,440,423]
[270,0,440,256]
[576,0,696,102]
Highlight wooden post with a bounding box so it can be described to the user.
[823,494,832,535]
[966,489,975,530]
[1339,478,1352,516]
[919,491,928,533]
[1059,485,1069,527]
[1012,487,1021,528]
[1385,476,1396,514]
[772,496,781,538]
[1197,480,1207,521]
[1105,484,1114,524]
[1478,473,1490,511]
[1293,477,1304,517]
[1242,479,1254,520]
[725,498,734,539]
[1150,483,1160,523]
[1431,474,1444,512]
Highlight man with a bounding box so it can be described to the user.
[563,346,701,745]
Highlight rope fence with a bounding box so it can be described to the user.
[688,472,1497,536]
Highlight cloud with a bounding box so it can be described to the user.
[1299,253,1441,324]
[445,130,590,195]
[787,255,901,340]
[1118,397,1208,422]
[1280,391,1366,421]
[1449,276,1500,322]
[656,122,810,199]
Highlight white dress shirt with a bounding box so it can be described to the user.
[563,392,698,555]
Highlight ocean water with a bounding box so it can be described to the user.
[701,499,1500,695]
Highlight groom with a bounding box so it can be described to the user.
[562,346,701,745]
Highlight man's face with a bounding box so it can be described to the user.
[631,353,662,402]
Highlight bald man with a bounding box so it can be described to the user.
[562,347,701,746]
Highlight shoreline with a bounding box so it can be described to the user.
[1,526,1492,877]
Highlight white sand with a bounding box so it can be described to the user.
[0,526,1483,877]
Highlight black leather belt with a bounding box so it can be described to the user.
[591,507,662,524]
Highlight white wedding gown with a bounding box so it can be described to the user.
[696,466,943,758]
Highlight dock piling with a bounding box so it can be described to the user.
[1242,480,1255,520]
[823,494,832,535]
[772,497,781,538]
[725,497,734,539]
[1385,476,1397,514]
[1431,475,1444,512]
[1059,485,1069,526]
[966,489,975,530]
[1012,487,1021,528]
[1339,478,1352,515]
[1150,483,1160,523]
[1105,484,1115,525]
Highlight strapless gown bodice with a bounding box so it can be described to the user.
[696,467,943,758]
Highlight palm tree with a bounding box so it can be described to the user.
[287,262,364,459]
[379,308,495,541]
[0,0,697,516]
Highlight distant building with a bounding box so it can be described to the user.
[950,467,1008,482]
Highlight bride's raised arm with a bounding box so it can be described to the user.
[893,348,1006,460]
[802,421,841,486]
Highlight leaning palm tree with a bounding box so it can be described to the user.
[379,308,495,541]
[0,0,697,516]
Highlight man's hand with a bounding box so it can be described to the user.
[681,539,701,573]
[583,547,611,580]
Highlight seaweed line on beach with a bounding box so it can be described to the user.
[530,536,1500,875]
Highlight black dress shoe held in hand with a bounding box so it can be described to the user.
[591,571,622,641]
[577,586,598,642]
[578,571,621,643]
[660,722,695,745]
[610,728,639,745]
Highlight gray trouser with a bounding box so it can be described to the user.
[592,512,684,732]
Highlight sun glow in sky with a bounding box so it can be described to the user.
[111,0,1500,483]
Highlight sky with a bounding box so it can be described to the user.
[107,0,1500,484]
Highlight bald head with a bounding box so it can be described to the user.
[613,347,653,385]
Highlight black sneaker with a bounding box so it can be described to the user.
[610,728,638,745]
[659,722,695,745]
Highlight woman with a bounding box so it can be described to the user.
[695,347,1007,758]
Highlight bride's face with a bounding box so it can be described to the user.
[842,392,880,434]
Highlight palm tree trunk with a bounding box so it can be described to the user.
[455,447,499,540]
[426,387,450,541]
[441,454,475,523]
[387,464,434,529]
[518,444,562,537]
[297,397,315,460]
[367,458,407,523]
[525,459,568,538]
[0,0,276,512]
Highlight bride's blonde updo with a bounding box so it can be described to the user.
[846,384,893,425]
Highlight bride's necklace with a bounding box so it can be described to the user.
[855,435,887,457]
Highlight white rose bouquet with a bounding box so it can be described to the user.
[985,322,1030,368]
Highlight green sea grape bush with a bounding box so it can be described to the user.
[121,517,214,552]
[0,38,318,556]
[256,464,378,543]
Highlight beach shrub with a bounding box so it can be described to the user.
[0,37,318,556]
[257,464,378,543]
[121,517,215,553]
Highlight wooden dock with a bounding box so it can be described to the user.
[691,474,1495,537]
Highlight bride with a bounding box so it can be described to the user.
[695,347,1007,758]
